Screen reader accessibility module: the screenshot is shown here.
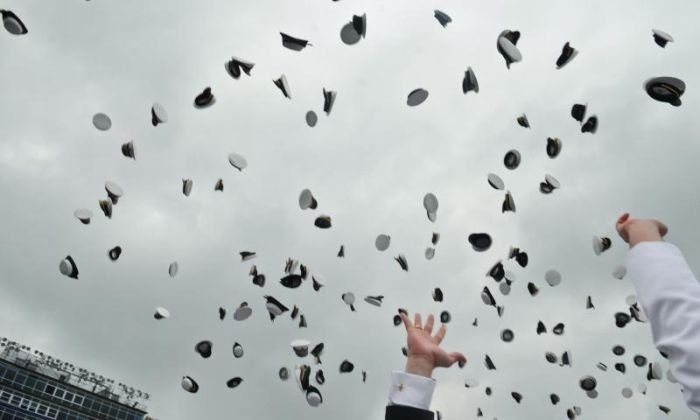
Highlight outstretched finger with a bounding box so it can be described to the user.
[657,220,669,237]
[414,313,422,330]
[425,314,435,335]
[448,352,467,367]
[434,324,447,343]
[400,312,413,332]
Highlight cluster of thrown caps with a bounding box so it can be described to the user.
[183,152,246,197]
[486,109,569,216]
[572,344,675,407]
[298,189,332,229]
[405,28,684,108]
[194,33,341,129]
[464,380,585,418]
[406,30,574,107]
[373,193,493,273]
[283,341,366,407]
[180,341,246,392]
[32,3,687,412]
[94,100,246,197]
[158,254,329,328]
[458,326,671,415]
[7,8,686,111]
[181,337,366,407]
[59,181,126,279]
[478,246,530,319]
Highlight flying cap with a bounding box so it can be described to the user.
[228,152,248,171]
[395,254,409,271]
[546,138,562,158]
[274,75,292,99]
[407,89,429,107]
[195,340,212,358]
[281,32,312,51]
[154,307,170,320]
[517,114,530,128]
[121,141,136,160]
[305,110,318,127]
[299,189,318,210]
[194,87,215,108]
[468,233,492,252]
[74,209,93,225]
[556,42,578,69]
[463,67,479,94]
[234,302,253,321]
[652,29,674,48]
[181,376,199,393]
[1,10,28,35]
[497,30,522,69]
[504,150,521,170]
[151,102,168,126]
[181,179,194,197]
[323,88,337,115]
[59,256,79,279]
[434,10,452,27]
[225,56,255,79]
[645,77,685,106]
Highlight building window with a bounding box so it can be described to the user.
[73,395,82,405]
[14,374,26,385]
[34,379,46,391]
[45,384,56,395]
[54,389,64,398]
[10,395,20,406]
[25,377,36,389]
[4,369,16,381]
[37,405,47,415]
[64,392,73,402]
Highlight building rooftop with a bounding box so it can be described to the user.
[0,337,149,413]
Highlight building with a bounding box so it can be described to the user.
[0,338,153,420]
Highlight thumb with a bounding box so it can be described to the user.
[615,212,631,242]
[447,352,467,367]
[616,212,630,230]
[655,220,669,237]
[616,212,629,224]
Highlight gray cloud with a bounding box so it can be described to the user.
[1,0,699,419]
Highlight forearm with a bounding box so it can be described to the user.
[627,228,663,248]
[626,241,700,414]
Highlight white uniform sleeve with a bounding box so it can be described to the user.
[387,371,436,410]
[626,241,700,414]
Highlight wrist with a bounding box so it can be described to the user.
[628,228,663,248]
[405,355,435,378]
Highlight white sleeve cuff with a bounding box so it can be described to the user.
[387,370,436,410]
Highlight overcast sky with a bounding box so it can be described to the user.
[2,0,700,419]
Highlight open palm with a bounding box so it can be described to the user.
[401,313,466,370]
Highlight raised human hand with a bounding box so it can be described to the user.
[400,312,467,378]
[616,212,668,248]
